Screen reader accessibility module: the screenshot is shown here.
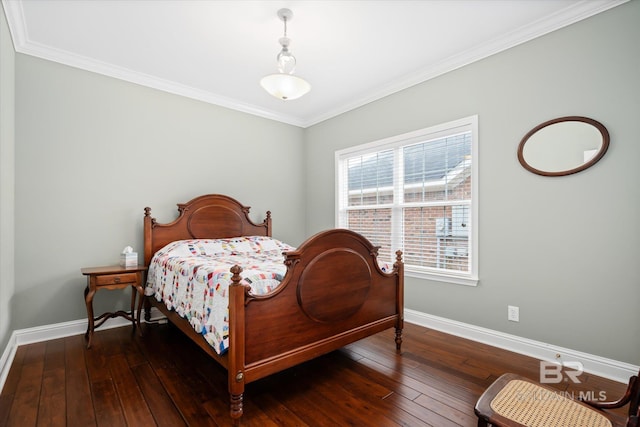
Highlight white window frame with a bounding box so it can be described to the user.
[335,115,479,286]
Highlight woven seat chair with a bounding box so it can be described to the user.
[475,371,639,427]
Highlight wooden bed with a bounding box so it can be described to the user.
[142,194,404,421]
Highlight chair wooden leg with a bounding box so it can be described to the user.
[477,418,489,427]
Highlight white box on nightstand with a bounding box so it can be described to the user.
[120,252,138,267]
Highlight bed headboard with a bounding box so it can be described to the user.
[144,194,272,266]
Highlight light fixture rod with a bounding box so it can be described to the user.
[277,9,292,37]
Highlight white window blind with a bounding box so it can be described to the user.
[336,116,478,286]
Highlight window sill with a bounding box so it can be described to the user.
[405,268,478,287]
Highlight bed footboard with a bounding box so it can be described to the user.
[226,228,404,420]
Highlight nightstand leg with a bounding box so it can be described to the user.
[135,284,144,336]
[84,283,96,349]
[129,284,136,330]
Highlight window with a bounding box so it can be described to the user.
[336,116,478,286]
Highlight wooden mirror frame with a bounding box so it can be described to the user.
[517,116,610,177]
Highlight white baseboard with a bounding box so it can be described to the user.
[0,331,17,394]
[2,308,637,393]
[405,309,638,384]
[0,307,165,392]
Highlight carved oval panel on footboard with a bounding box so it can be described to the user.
[296,248,371,323]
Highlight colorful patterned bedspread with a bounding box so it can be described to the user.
[145,236,295,354]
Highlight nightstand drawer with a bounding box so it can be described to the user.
[95,272,138,286]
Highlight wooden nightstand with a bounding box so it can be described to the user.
[81,265,147,349]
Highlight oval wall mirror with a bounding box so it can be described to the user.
[517,116,610,177]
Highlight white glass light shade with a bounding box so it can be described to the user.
[260,73,311,101]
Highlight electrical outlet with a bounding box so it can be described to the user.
[508,305,519,322]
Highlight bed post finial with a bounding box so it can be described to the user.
[230,264,243,279]
[265,211,272,237]
[144,207,151,217]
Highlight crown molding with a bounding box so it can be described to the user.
[302,0,629,127]
[1,0,307,127]
[2,0,628,129]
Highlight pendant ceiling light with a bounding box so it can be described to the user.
[260,8,311,101]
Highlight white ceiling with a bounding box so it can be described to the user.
[2,0,626,128]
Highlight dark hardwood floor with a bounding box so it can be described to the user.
[0,321,629,426]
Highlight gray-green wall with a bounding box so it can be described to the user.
[0,4,16,353]
[305,1,640,364]
[13,55,306,328]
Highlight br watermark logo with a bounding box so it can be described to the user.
[540,360,584,384]
[538,361,607,401]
